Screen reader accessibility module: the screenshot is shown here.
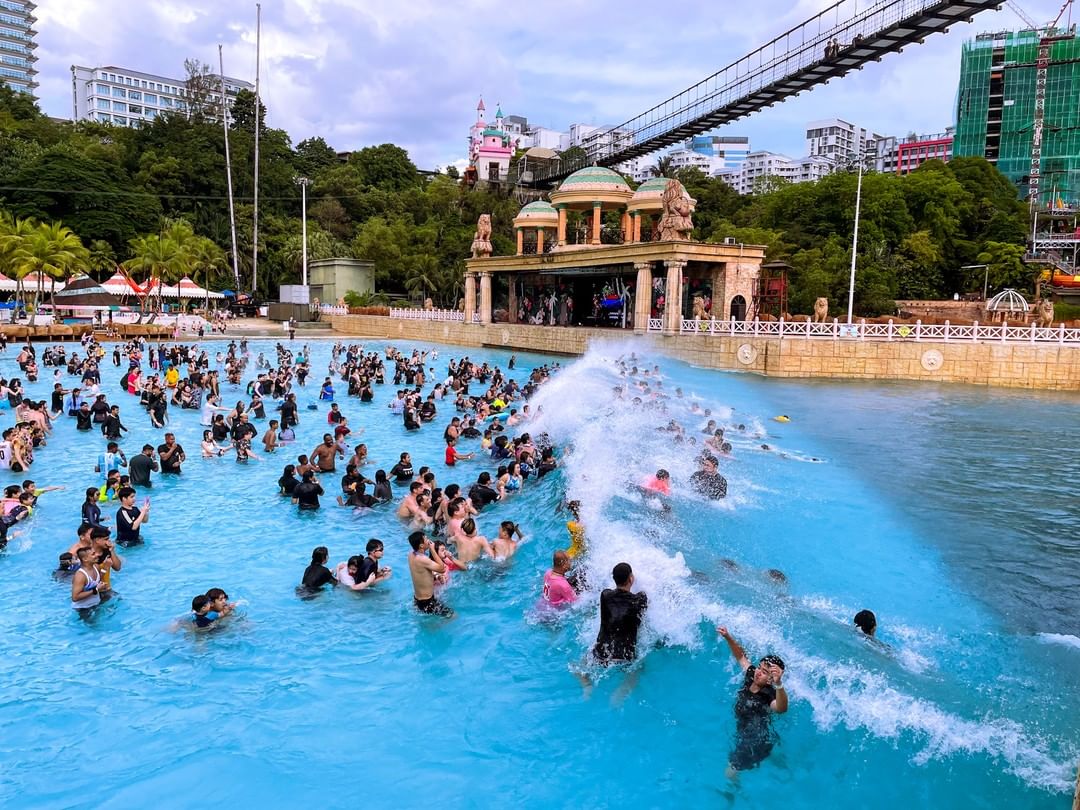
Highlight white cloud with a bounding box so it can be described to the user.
[28,0,1069,169]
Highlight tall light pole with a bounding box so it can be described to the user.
[846,149,866,325]
[294,176,312,286]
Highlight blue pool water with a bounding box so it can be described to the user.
[0,336,1076,808]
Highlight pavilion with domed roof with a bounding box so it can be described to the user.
[464,166,766,333]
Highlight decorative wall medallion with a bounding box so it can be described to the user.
[501,329,510,345]
[737,343,757,365]
[921,349,943,371]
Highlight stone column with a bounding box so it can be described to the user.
[515,227,523,256]
[632,212,641,243]
[507,275,518,324]
[556,205,567,246]
[663,259,685,335]
[633,261,652,333]
[536,227,545,254]
[479,272,493,325]
[464,273,477,323]
[590,202,602,245]
[620,211,630,243]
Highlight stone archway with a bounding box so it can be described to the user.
[730,294,747,321]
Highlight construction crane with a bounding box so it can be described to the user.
[1006,0,1075,211]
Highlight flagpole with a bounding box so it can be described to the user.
[219,45,241,293]
[251,2,261,298]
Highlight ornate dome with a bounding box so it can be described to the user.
[631,177,674,199]
[557,166,631,193]
[511,201,557,226]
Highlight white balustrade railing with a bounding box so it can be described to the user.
[389,307,466,322]
[319,304,348,316]
[643,316,1080,345]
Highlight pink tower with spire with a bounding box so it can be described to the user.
[468,96,512,182]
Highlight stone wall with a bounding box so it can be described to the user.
[329,314,1080,391]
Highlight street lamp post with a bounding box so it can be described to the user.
[846,152,866,325]
[294,177,312,287]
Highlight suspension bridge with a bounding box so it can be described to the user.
[522,0,1005,186]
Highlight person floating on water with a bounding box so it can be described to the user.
[716,626,788,777]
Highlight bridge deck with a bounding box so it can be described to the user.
[527,0,1002,185]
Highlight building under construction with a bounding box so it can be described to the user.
[954,22,1080,207]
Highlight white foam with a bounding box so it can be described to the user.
[529,344,1076,794]
[1036,632,1080,651]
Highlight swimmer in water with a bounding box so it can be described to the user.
[408,531,452,617]
[716,626,787,777]
[454,517,493,563]
[492,520,524,561]
[854,609,877,637]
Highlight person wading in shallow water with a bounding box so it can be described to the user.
[716,626,788,777]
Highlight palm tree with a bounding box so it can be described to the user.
[0,214,36,312]
[651,156,677,179]
[187,236,227,312]
[404,255,440,303]
[87,240,117,281]
[8,222,89,325]
[124,234,190,319]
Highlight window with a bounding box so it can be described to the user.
[128,90,141,101]
[112,101,126,112]
[144,93,157,104]
[96,98,110,109]
[113,116,126,125]
[128,105,142,114]
[112,86,125,97]
[161,97,173,107]
[124,77,132,85]
[96,83,109,94]
[145,108,157,119]
[141,80,147,88]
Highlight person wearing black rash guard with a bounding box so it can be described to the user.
[468,471,500,511]
[716,626,788,776]
[75,401,93,431]
[292,470,324,510]
[592,562,648,665]
[390,452,414,484]
[280,393,299,428]
[82,487,107,529]
[357,538,392,585]
[301,546,336,590]
[278,464,299,496]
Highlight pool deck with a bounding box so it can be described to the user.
[328,313,1080,392]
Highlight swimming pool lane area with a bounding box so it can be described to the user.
[0,336,1076,809]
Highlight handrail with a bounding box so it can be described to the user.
[656,316,1080,345]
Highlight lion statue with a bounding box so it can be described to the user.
[470,214,493,258]
[692,295,707,321]
[423,297,434,311]
[812,297,829,323]
[1034,297,1054,328]
[656,179,695,241]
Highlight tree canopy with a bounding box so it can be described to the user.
[0,81,1032,313]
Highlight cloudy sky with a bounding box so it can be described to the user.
[33,0,1069,169]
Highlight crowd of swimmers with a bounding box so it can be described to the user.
[1,334,890,782]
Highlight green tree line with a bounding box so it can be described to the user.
[0,80,1033,315]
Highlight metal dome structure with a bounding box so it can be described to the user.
[986,289,1030,313]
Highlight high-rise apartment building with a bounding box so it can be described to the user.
[0,0,37,97]
[954,26,1080,206]
[805,118,884,164]
[71,64,253,128]
[876,128,954,174]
